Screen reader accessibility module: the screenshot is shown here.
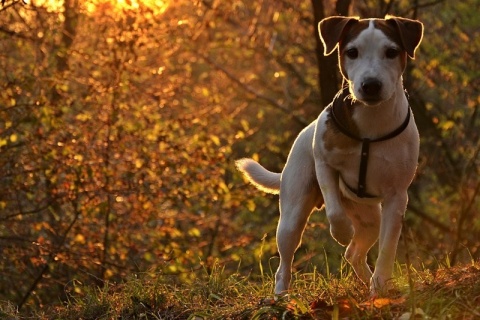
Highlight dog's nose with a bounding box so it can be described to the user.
[361,78,382,97]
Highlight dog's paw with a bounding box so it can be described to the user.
[369,275,396,297]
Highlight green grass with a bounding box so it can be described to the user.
[2,261,480,319]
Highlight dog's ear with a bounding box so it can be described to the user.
[385,15,424,59]
[318,16,359,56]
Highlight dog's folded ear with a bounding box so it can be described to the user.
[318,16,359,56]
[385,15,424,59]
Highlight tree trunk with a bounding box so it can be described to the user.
[311,0,351,107]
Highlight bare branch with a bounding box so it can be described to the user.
[407,203,451,233]
[201,54,308,127]
[0,0,26,12]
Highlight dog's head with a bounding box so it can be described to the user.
[319,15,423,106]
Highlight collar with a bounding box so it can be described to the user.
[329,87,411,198]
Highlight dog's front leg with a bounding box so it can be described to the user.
[315,161,353,246]
[370,192,408,294]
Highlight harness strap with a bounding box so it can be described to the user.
[330,89,411,199]
[358,138,370,198]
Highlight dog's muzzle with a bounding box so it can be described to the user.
[360,78,382,102]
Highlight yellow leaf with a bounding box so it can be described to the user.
[247,200,256,212]
[105,269,114,279]
[441,120,455,131]
[10,134,17,143]
[241,119,250,131]
[144,252,153,262]
[188,228,201,237]
[159,141,168,151]
[235,131,245,139]
[218,181,229,193]
[211,135,221,146]
[75,113,91,122]
[230,253,241,261]
[135,159,144,168]
[74,234,86,244]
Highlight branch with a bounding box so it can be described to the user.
[0,0,26,12]
[17,183,82,310]
[407,203,451,233]
[400,0,446,17]
[0,26,34,41]
[201,54,308,127]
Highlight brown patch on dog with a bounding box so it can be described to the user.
[322,89,361,151]
[323,116,359,152]
[373,19,408,70]
[337,20,369,79]
[319,16,359,55]
[323,102,359,151]
[338,19,370,52]
[384,15,424,59]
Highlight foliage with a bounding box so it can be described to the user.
[406,0,480,267]
[0,0,479,314]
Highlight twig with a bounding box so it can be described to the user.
[200,54,308,127]
[407,204,450,233]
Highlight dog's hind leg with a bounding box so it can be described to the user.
[274,159,322,295]
[344,200,381,284]
[275,185,321,295]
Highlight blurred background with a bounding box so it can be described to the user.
[0,0,479,311]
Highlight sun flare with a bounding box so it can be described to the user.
[88,0,170,14]
[113,0,169,11]
[26,0,170,15]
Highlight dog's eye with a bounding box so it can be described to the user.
[345,48,359,59]
[386,48,400,59]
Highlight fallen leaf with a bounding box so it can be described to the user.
[373,298,392,308]
[359,296,406,310]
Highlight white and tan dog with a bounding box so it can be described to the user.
[236,15,423,295]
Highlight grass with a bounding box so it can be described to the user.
[2,260,480,319]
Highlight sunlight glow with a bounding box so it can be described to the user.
[98,0,169,13]
[25,0,63,11]
[26,0,169,15]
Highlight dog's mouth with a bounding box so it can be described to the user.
[358,97,384,106]
[349,90,384,106]
[355,90,386,106]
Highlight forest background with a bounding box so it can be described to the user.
[0,0,479,312]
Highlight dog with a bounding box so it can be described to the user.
[236,15,423,295]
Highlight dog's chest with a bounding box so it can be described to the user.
[314,108,417,196]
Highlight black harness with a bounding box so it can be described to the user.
[330,88,411,198]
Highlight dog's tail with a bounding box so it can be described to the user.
[235,158,281,194]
